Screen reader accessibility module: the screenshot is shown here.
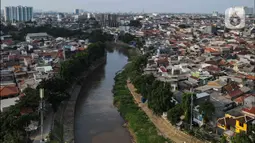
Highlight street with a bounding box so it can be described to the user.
[30,107,54,143]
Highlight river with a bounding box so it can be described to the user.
[74,50,132,143]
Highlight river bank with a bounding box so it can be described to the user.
[126,81,205,143]
[74,50,133,143]
[112,70,171,143]
[53,56,106,143]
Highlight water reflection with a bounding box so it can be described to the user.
[74,51,132,143]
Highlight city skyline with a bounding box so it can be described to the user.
[4,6,33,22]
[1,0,253,13]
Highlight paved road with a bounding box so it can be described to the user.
[127,81,205,143]
[30,108,54,143]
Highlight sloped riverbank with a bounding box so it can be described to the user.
[55,56,107,143]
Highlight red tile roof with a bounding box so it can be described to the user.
[205,47,219,53]
[205,65,221,72]
[246,75,255,80]
[0,84,19,97]
[234,94,253,104]
[20,107,34,115]
[2,39,13,45]
[242,107,255,117]
[228,89,243,98]
[159,66,167,72]
[156,58,169,64]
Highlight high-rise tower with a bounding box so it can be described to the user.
[4,6,33,22]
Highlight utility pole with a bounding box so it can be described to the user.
[190,87,193,131]
[63,48,66,61]
[40,88,44,143]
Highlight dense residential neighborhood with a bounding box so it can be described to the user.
[1,2,255,143]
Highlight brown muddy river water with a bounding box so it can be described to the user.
[75,50,132,143]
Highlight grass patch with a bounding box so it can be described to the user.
[113,71,171,143]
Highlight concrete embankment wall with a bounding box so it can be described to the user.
[61,56,106,143]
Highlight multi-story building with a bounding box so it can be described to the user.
[57,13,65,21]
[96,13,120,27]
[4,6,33,22]
[74,9,80,15]
[244,7,254,16]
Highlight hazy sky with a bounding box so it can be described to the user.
[1,0,254,13]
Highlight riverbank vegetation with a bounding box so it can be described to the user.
[0,30,110,143]
[113,68,171,143]
[126,55,175,116]
[116,53,219,142]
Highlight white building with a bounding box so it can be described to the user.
[4,6,33,22]
[57,13,64,21]
[74,9,80,15]
[26,33,49,42]
[212,11,219,17]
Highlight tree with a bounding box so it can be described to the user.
[3,130,26,143]
[231,132,252,143]
[198,101,215,123]
[148,81,175,115]
[118,33,136,44]
[38,78,70,112]
[167,104,184,125]
[182,93,196,122]
[132,74,155,98]
[0,105,28,143]
[129,20,142,27]
[17,88,40,109]
[220,136,227,143]
[89,30,108,43]
[248,123,255,141]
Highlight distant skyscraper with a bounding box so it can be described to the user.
[74,9,80,15]
[244,7,254,15]
[1,9,4,16]
[254,0,255,15]
[212,11,219,17]
[4,6,33,22]
[57,13,65,21]
[96,13,120,27]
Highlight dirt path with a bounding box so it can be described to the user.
[127,81,205,143]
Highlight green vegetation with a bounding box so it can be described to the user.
[248,124,255,140]
[128,20,142,27]
[0,31,108,142]
[48,120,64,143]
[1,24,113,42]
[198,101,215,123]
[181,93,197,122]
[166,93,199,125]
[231,132,253,143]
[118,33,136,44]
[118,33,144,48]
[120,54,219,142]
[0,88,39,143]
[38,42,106,112]
[220,136,227,143]
[126,55,175,115]
[113,68,171,143]
[167,104,184,125]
